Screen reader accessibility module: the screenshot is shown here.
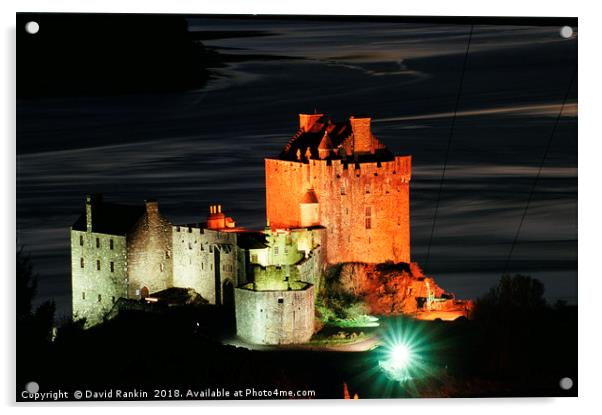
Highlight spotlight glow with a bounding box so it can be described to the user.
[390,343,412,369]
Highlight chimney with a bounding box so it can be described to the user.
[349,116,373,154]
[145,199,159,220]
[299,113,323,132]
[207,204,226,229]
[85,194,102,232]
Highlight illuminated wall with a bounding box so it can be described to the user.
[234,283,314,344]
[172,226,240,305]
[70,230,128,328]
[265,156,411,264]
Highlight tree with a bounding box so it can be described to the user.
[17,249,56,346]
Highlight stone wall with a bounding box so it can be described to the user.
[265,156,411,264]
[70,230,128,328]
[126,201,173,298]
[172,226,238,305]
[234,283,314,344]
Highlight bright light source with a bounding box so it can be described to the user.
[390,343,411,369]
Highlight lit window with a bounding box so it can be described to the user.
[96,237,100,248]
[110,261,114,273]
[96,260,101,271]
[109,239,114,250]
[79,235,84,246]
[80,257,84,268]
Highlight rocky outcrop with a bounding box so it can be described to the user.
[328,262,472,317]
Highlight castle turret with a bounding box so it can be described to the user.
[299,189,320,227]
[318,131,334,160]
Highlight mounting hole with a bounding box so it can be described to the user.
[25,21,39,35]
[560,26,573,39]
[559,377,573,390]
[25,381,39,393]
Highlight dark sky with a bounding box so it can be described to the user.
[16,15,577,319]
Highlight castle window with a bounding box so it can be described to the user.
[188,242,192,250]
[340,185,346,195]
[96,237,100,248]
[82,292,85,300]
[112,296,116,304]
[209,245,213,253]
[110,261,114,273]
[274,246,279,255]
[165,250,170,259]
[79,235,84,246]
[278,298,284,304]
[97,294,101,303]
[251,254,258,263]
[365,206,372,230]
[365,184,371,194]
[109,239,114,250]
[284,247,288,255]
[80,257,84,268]
[96,260,101,271]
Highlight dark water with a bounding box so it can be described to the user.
[16,18,577,319]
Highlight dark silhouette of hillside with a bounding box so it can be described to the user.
[17,14,210,98]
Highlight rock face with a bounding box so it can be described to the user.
[332,262,472,317]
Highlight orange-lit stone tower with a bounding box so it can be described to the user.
[265,114,412,264]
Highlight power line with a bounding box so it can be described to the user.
[503,64,577,275]
[424,25,474,270]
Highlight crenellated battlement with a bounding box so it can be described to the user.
[265,114,412,264]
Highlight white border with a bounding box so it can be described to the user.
[2,1,599,414]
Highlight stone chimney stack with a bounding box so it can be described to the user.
[85,194,102,232]
[145,199,159,219]
[299,113,323,132]
[350,116,373,154]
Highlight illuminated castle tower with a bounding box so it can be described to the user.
[265,114,412,264]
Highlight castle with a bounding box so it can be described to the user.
[70,114,420,344]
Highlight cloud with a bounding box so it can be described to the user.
[373,102,578,123]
